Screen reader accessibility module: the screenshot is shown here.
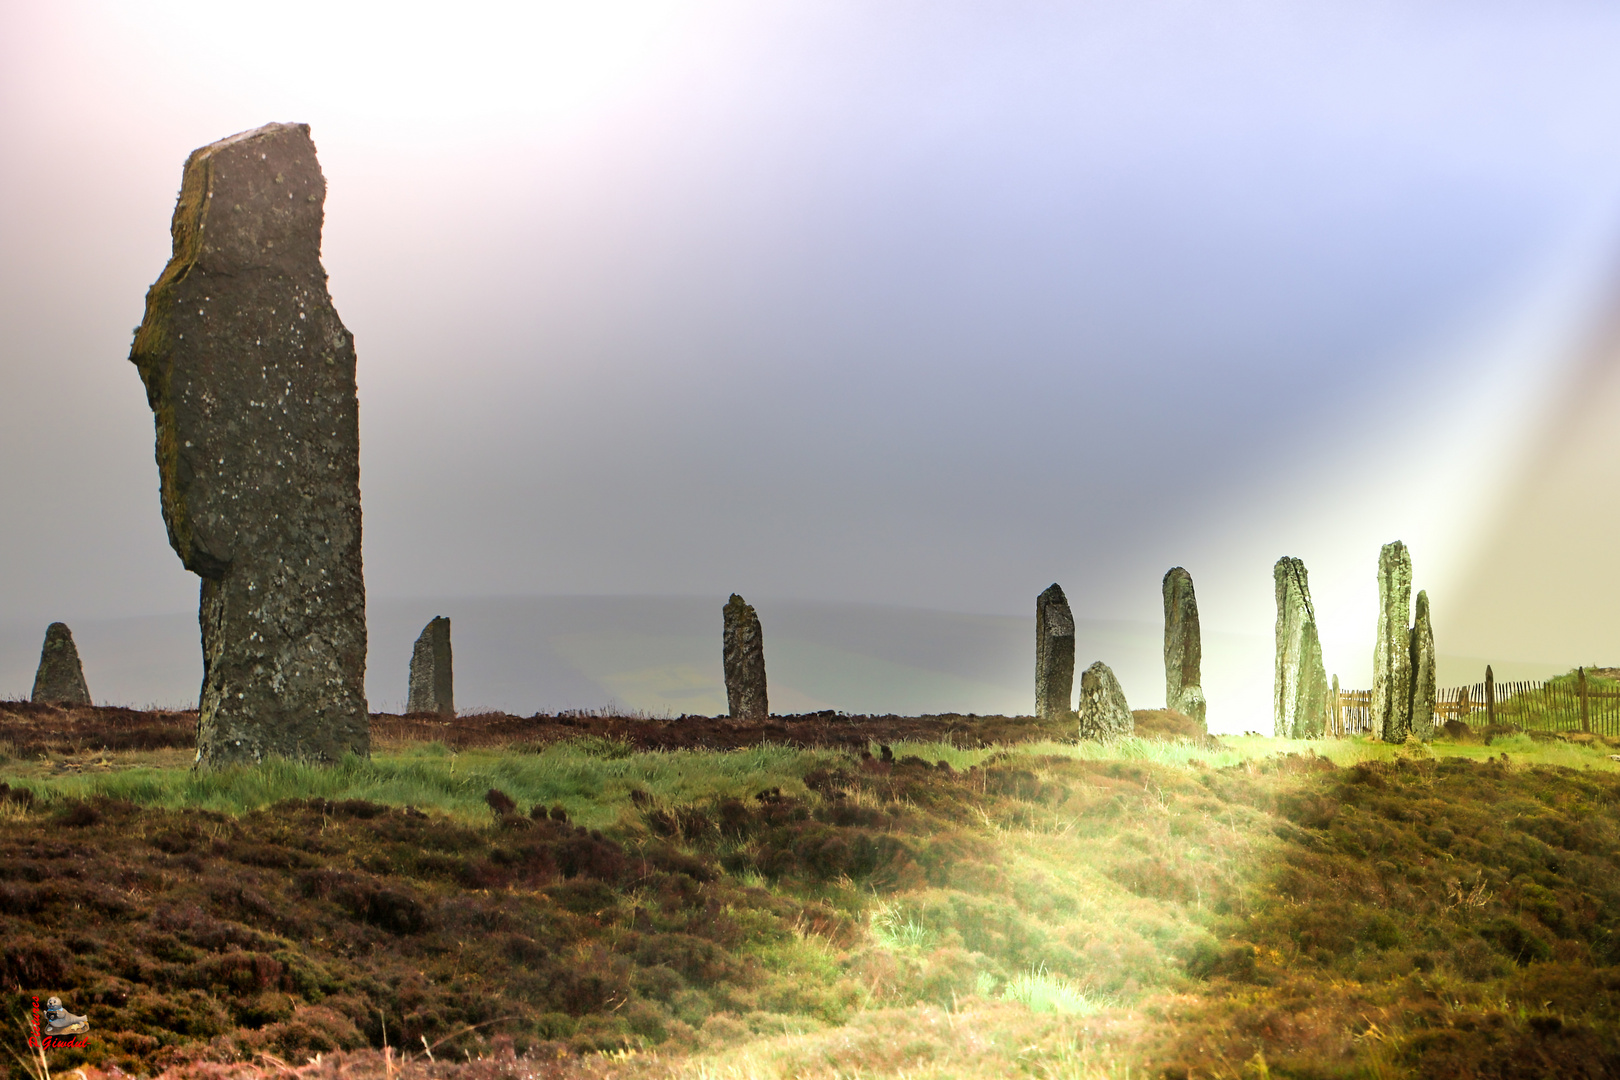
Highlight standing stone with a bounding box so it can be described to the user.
[1077,661,1134,740]
[31,623,91,706]
[1331,673,1341,736]
[1161,567,1206,730]
[407,617,454,716]
[1371,541,1413,743]
[1410,591,1437,741]
[1035,584,1076,719]
[722,594,768,720]
[129,123,367,766]
[1274,557,1330,738]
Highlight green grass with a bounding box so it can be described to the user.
[998,966,1109,1016]
[10,733,1615,829]
[882,731,1620,773]
[1,740,849,827]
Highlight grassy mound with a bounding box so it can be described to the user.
[3,729,1620,1078]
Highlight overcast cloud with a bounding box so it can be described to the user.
[4,2,1620,725]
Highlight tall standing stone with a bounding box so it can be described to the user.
[1162,567,1206,730]
[1035,584,1076,719]
[1331,673,1341,736]
[1372,541,1413,743]
[1410,591,1437,741]
[31,623,91,706]
[129,123,367,766]
[1274,557,1330,738]
[722,594,768,720]
[1077,661,1133,740]
[407,617,454,716]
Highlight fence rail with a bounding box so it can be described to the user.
[1330,668,1620,739]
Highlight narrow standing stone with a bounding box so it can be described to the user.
[129,123,367,766]
[1274,557,1330,738]
[1485,665,1496,726]
[723,594,768,720]
[31,623,91,706]
[1162,567,1206,730]
[1371,541,1413,743]
[1410,591,1437,741]
[1035,583,1076,719]
[1331,673,1341,736]
[1077,661,1134,740]
[407,617,454,716]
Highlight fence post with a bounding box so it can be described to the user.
[1458,685,1470,727]
[1486,666,1496,727]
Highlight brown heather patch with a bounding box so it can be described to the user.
[369,709,1076,752]
[0,793,841,1074]
[0,701,1074,761]
[0,701,199,758]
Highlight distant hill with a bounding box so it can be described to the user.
[0,595,1574,733]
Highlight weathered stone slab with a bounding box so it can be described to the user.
[31,623,91,706]
[1372,541,1413,743]
[407,617,454,716]
[1077,660,1133,740]
[129,123,367,766]
[1410,590,1437,741]
[1274,557,1329,738]
[723,594,768,720]
[1162,567,1206,730]
[1035,583,1076,719]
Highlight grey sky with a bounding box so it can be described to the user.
[5,2,1620,724]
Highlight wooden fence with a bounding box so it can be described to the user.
[1329,668,1620,738]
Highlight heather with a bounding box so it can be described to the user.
[3,710,1620,1078]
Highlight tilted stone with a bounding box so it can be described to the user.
[723,594,768,720]
[1410,590,1437,741]
[407,617,454,716]
[1274,557,1330,738]
[1035,583,1076,719]
[1371,541,1413,742]
[1077,661,1133,740]
[129,123,368,766]
[31,623,91,706]
[1162,567,1206,730]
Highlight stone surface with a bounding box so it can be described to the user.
[1161,567,1206,730]
[1274,557,1330,738]
[723,594,768,720]
[1410,590,1437,741]
[407,617,454,716]
[129,123,367,766]
[1331,673,1341,736]
[31,623,91,706]
[1077,660,1133,740]
[1035,583,1076,719]
[1372,541,1413,743]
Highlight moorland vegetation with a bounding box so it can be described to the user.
[3,703,1620,1079]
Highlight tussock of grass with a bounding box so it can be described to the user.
[999,966,1108,1016]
